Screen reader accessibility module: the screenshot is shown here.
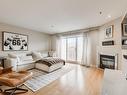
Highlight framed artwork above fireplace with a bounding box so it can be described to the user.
[105,25,113,39]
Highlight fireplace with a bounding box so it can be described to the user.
[99,54,118,69]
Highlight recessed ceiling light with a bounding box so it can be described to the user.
[107,15,111,18]
[99,11,102,15]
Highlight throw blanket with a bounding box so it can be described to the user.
[35,57,65,67]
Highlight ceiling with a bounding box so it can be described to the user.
[0,0,127,34]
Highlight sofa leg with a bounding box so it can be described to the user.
[4,87,28,95]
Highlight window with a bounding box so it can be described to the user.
[61,36,83,63]
[61,38,66,60]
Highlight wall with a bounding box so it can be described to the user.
[98,17,123,69]
[0,23,51,56]
[87,30,99,67]
[51,35,57,51]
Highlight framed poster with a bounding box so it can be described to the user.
[122,24,127,36]
[2,32,28,51]
[105,25,113,39]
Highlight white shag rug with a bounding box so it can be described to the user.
[24,64,76,92]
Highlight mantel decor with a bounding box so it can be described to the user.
[105,25,113,39]
[2,32,28,51]
[102,40,114,46]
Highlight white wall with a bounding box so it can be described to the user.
[51,35,57,51]
[98,17,123,69]
[0,23,51,56]
[87,30,99,67]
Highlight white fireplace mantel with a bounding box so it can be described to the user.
[97,52,118,70]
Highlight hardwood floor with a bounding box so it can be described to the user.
[0,64,104,95]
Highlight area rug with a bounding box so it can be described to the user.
[24,64,76,92]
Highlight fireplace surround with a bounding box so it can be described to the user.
[98,53,118,69]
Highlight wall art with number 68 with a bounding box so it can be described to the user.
[2,32,28,51]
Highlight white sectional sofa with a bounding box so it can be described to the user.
[4,51,65,72]
[5,53,35,71]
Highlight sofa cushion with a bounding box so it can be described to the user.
[8,53,20,63]
[48,51,56,57]
[8,53,26,58]
[17,60,35,66]
[19,56,33,62]
[8,53,17,58]
[8,53,34,65]
[32,52,42,61]
[41,52,48,58]
[17,55,34,65]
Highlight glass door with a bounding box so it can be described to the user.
[77,36,83,62]
[61,38,66,60]
[67,37,77,61]
[61,36,83,63]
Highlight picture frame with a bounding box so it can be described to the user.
[122,24,127,36]
[122,39,127,45]
[2,31,28,51]
[105,25,113,39]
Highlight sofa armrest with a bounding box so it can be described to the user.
[4,58,18,71]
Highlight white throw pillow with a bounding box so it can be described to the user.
[48,51,56,57]
[8,53,17,58]
[8,53,20,62]
[41,52,48,58]
[32,52,42,61]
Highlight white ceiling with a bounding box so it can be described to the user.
[0,0,127,34]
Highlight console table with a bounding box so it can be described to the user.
[0,57,6,68]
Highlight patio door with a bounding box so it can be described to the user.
[67,37,77,61]
[61,36,83,63]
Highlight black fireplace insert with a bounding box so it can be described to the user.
[100,54,115,69]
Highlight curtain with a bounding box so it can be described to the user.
[87,33,92,67]
[80,33,88,66]
[54,32,91,67]
[55,35,61,57]
[80,32,92,67]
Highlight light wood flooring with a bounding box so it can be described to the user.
[0,64,104,95]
